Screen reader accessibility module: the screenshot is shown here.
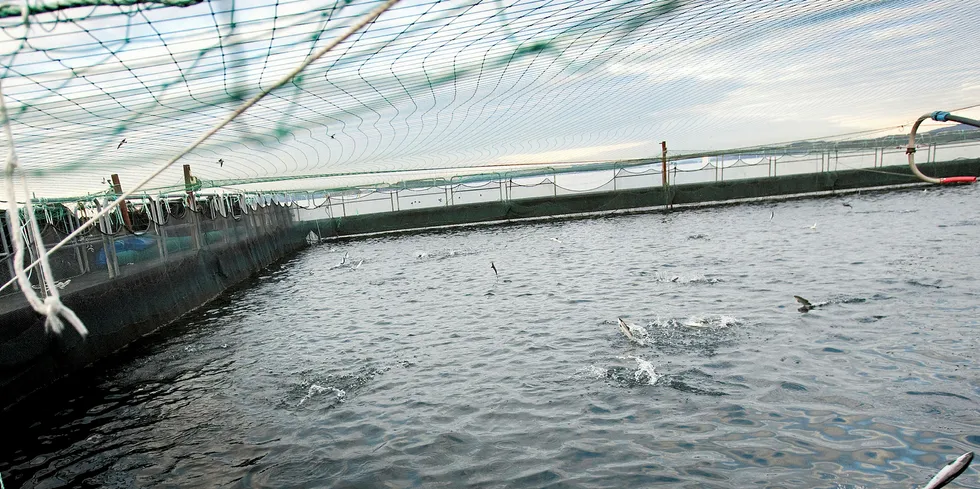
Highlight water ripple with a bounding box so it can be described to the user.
[3,186,980,488]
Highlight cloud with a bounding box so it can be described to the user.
[3,0,980,199]
[494,141,646,165]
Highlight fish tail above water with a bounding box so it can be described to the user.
[794,295,815,313]
[922,451,973,489]
[617,318,648,345]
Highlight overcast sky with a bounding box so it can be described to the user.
[0,0,978,199]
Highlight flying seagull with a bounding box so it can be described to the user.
[491,262,498,277]
[769,211,774,221]
[116,138,126,149]
[923,452,973,489]
[218,158,224,167]
[329,134,336,139]
[810,223,817,230]
[617,318,648,346]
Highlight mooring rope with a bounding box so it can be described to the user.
[1,80,87,336]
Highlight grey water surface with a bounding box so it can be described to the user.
[3,185,980,488]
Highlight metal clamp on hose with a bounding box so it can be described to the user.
[907,111,980,184]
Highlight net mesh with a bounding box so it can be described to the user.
[0,0,979,201]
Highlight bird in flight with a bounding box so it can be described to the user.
[117,138,126,149]
[218,159,224,167]
[491,262,498,277]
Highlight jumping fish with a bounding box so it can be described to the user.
[922,452,973,489]
[794,295,830,313]
[617,318,648,346]
[794,295,815,313]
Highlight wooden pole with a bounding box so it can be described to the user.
[182,164,202,249]
[183,164,195,211]
[661,141,669,210]
[110,174,133,230]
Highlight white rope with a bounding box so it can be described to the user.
[0,0,403,297]
[1,80,87,336]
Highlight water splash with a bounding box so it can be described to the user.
[633,271,722,284]
[297,383,346,406]
[645,314,742,356]
[682,314,741,329]
[294,365,393,407]
[626,355,660,385]
[617,318,649,346]
[583,356,660,387]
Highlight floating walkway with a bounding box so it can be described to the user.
[303,159,980,239]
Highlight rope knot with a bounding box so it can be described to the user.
[41,295,87,337]
[42,295,65,333]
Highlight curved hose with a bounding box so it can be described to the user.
[907,111,979,184]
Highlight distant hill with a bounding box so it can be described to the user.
[674,121,980,161]
[923,123,979,135]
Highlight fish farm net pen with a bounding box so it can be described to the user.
[0,0,979,332]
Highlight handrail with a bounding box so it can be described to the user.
[907,111,980,184]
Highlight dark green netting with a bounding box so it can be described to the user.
[0,0,978,201]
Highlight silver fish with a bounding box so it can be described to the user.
[617,318,648,346]
[922,452,973,489]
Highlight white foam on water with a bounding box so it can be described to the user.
[682,314,741,329]
[650,315,679,329]
[582,365,607,379]
[297,383,346,406]
[717,315,740,328]
[627,355,660,385]
[645,272,719,284]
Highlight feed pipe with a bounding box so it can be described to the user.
[907,111,979,184]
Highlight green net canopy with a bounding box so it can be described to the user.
[1,0,979,200]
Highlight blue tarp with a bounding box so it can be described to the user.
[96,236,156,266]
